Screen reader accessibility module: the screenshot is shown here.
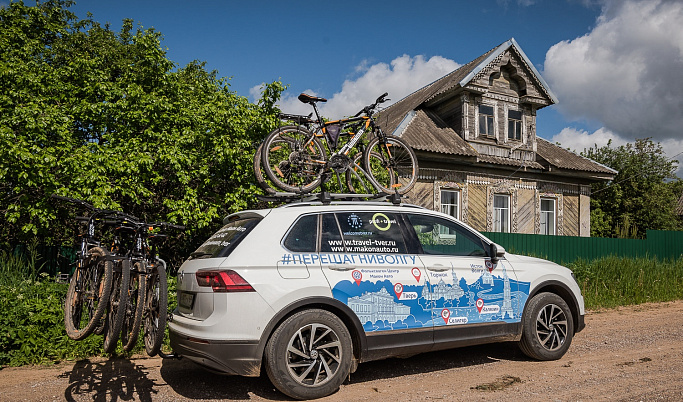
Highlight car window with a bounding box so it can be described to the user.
[192,217,261,258]
[334,211,407,254]
[405,213,488,257]
[320,213,343,252]
[283,214,318,252]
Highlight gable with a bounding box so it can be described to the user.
[379,38,615,182]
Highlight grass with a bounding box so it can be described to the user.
[569,256,683,309]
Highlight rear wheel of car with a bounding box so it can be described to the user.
[518,292,574,361]
[265,309,352,400]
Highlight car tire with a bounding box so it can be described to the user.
[265,309,352,400]
[518,292,574,361]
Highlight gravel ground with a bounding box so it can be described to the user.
[1,300,681,401]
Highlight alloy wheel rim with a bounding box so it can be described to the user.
[535,303,568,351]
[286,323,342,387]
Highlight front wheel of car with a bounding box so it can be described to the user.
[518,292,574,361]
[265,309,352,400]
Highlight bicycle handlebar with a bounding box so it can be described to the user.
[353,92,390,117]
[149,222,186,231]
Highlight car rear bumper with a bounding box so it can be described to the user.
[169,330,261,377]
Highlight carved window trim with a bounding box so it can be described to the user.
[487,183,517,233]
[539,197,556,235]
[434,181,468,225]
[535,190,563,235]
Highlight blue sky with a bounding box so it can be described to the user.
[67,0,683,168]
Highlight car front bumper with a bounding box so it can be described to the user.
[577,314,586,333]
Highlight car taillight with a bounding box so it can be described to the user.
[195,269,255,292]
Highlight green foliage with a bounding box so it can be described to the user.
[0,1,284,263]
[0,246,179,366]
[570,256,683,309]
[0,273,103,366]
[581,138,682,238]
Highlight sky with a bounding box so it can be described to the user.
[64,0,683,173]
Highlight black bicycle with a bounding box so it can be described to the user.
[53,195,137,342]
[118,221,183,356]
[259,93,418,195]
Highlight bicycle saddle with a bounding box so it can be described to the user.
[298,93,327,104]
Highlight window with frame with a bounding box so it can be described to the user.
[405,214,488,257]
[540,198,556,235]
[440,190,460,219]
[283,214,318,252]
[508,110,522,141]
[493,194,510,233]
[478,105,495,138]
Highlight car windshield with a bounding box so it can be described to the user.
[191,217,261,259]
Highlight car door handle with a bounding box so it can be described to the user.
[328,265,355,271]
[427,265,449,272]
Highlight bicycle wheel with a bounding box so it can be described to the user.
[346,151,388,194]
[121,262,147,352]
[64,247,113,341]
[363,134,418,195]
[144,259,168,356]
[261,125,327,193]
[253,143,276,195]
[103,259,130,353]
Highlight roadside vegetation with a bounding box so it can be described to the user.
[569,256,683,309]
[0,243,178,367]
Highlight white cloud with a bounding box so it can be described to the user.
[550,126,683,176]
[257,55,461,120]
[544,0,683,144]
[549,126,628,153]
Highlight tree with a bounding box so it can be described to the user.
[581,138,682,238]
[0,0,284,262]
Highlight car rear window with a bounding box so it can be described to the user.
[283,214,318,252]
[191,217,261,259]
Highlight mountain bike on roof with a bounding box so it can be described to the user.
[259,92,418,195]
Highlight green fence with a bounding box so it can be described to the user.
[481,230,683,265]
[5,244,77,276]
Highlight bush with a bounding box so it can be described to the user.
[0,274,103,366]
[0,243,178,366]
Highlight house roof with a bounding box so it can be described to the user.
[382,48,496,135]
[536,138,618,175]
[395,109,478,157]
[378,39,616,179]
[382,38,556,136]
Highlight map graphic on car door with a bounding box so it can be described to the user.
[282,211,530,332]
[318,212,433,332]
[405,213,530,329]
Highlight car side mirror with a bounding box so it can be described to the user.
[490,243,506,264]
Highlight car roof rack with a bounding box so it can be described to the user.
[256,191,404,206]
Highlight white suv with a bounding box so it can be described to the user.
[169,201,585,400]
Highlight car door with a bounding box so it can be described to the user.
[403,213,520,344]
[319,210,432,354]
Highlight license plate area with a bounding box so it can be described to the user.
[178,291,195,310]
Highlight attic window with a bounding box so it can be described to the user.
[478,105,495,138]
[508,110,522,141]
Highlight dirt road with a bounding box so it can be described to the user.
[1,301,682,401]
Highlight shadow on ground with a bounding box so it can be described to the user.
[60,357,160,402]
[160,342,527,400]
